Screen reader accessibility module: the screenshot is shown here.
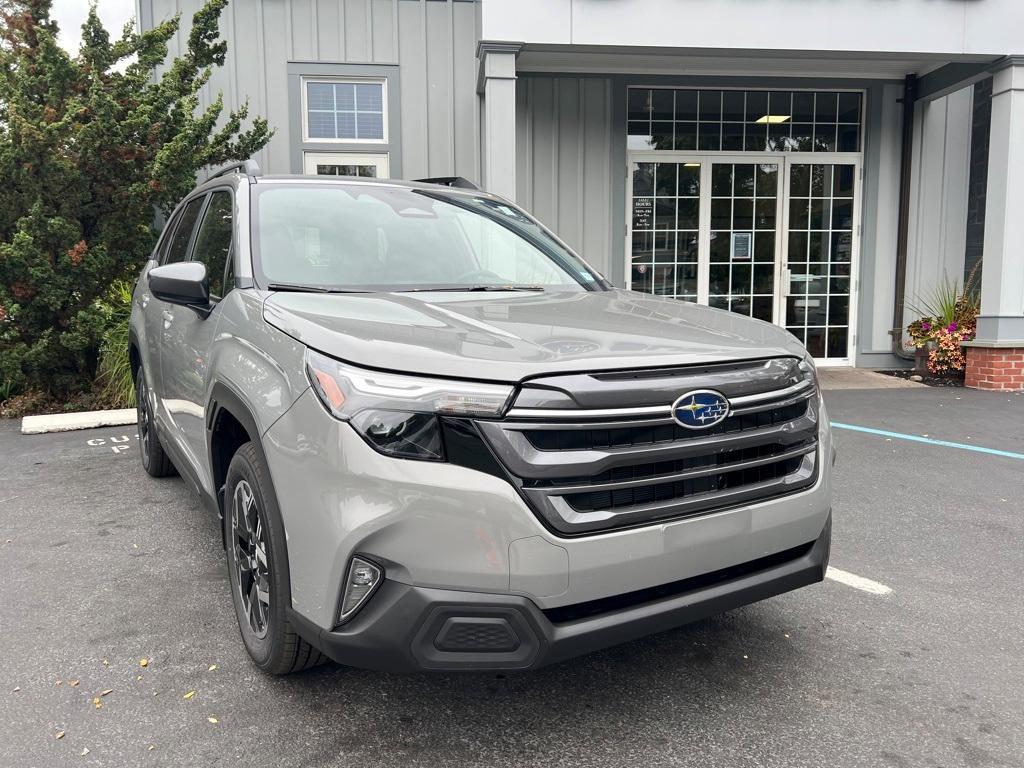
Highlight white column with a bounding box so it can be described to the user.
[478,42,521,200]
[975,57,1024,344]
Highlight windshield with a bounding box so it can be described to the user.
[251,184,604,292]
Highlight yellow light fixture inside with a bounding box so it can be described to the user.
[755,115,791,124]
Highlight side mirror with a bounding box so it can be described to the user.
[149,262,210,313]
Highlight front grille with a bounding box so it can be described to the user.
[475,357,820,536]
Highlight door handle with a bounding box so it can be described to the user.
[162,310,174,328]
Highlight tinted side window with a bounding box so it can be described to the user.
[154,210,182,262]
[191,191,233,297]
[164,197,206,264]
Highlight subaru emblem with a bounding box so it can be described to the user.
[672,389,730,429]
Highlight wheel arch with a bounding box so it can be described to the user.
[128,329,142,380]
[207,382,283,553]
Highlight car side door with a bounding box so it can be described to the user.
[159,189,235,492]
[142,195,206,423]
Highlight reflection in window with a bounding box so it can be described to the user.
[785,164,855,358]
[630,161,700,302]
[306,80,385,140]
[628,89,861,153]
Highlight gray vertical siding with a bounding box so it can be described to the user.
[139,0,481,180]
[516,76,616,280]
[904,88,973,323]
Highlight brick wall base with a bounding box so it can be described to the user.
[964,346,1024,391]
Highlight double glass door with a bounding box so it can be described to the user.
[628,154,859,362]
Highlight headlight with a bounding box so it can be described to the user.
[799,353,820,390]
[306,349,514,460]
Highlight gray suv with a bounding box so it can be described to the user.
[130,161,833,674]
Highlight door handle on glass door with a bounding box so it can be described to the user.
[162,310,173,328]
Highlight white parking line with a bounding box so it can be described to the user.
[825,567,892,596]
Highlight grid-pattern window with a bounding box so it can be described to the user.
[305,80,385,140]
[708,163,779,322]
[628,89,861,153]
[785,163,855,358]
[630,161,700,302]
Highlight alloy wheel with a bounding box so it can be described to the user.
[231,479,271,639]
[136,374,151,459]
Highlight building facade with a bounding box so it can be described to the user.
[137,0,1024,383]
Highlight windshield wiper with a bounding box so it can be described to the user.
[395,285,545,293]
[265,282,368,294]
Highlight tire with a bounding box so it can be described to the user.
[224,442,327,674]
[135,367,175,478]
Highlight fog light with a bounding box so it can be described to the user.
[339,556,382,623]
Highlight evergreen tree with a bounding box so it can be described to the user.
[0,0,272,396]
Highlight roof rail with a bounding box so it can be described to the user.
[413,176,479,190]
[210,159,262,180]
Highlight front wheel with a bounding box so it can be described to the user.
[135,367,175,478]
[224,442,326,674]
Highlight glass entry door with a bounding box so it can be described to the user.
[628,153,859,362]
[782,162,858,360]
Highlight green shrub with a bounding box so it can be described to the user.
[95,282,135,408]
[0,0,272,402]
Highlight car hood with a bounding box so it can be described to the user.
[262,288,806,383]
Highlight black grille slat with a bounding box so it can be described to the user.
[524,400,808,452]
[564,455,804,512]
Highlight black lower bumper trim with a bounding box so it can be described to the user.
[288,513,831,672]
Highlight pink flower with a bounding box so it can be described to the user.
[947,322,958,333]
[921,322,931,331]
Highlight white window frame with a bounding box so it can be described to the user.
[300,76,388,144]
[302,151,390,178]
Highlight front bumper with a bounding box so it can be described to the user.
[289,513,831,672]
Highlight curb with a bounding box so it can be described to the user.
[21,409,136,435]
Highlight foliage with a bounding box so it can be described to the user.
[906,273,980,374]
[95,280,134,408]
[0,0,272,400]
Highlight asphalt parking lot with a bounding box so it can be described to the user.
[1,386,1022,768]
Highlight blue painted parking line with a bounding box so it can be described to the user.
[830,422,1024,461]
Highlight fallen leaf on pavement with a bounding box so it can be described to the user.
[207,716,218,724]
[208,664,218,672]
[80,747,90,756]
[13,687,20,692]
[92,697,102,709]
[69,680,80,687]
[102,659,109,667]
[55,680,62,687]
[148,745,155,751]
[139,658,148,668]
[100,689,112,696]
[183,690,196,700]
[55,731,65,740]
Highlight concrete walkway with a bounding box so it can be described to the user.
[818,367,926,390]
